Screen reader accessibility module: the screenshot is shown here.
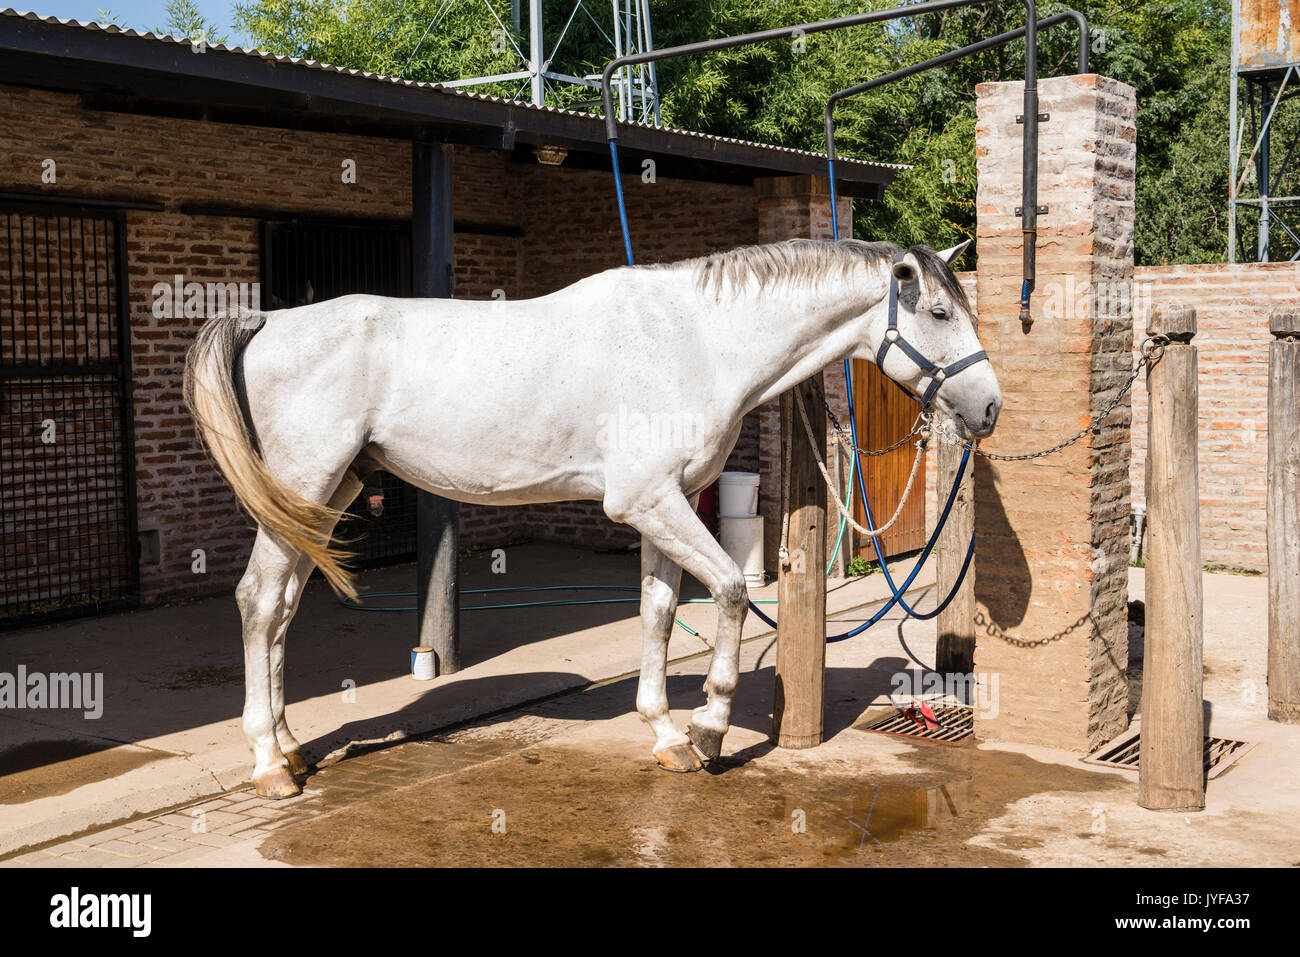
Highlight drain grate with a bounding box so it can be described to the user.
[863,705,974,743]
[1083,729,1258,779]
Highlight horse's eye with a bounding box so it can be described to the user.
[931,307,948,320]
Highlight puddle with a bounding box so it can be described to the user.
[259,733,1123,867]
[0,739,166,804]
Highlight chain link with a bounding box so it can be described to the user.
[932,335,1168,460]
[821,336,1168,464]
[822,397,929,457]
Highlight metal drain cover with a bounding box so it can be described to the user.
[1083,728,1258,779]
[863,705,974,743]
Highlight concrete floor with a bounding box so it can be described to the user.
[2,549,1296,867]
[0,542,926,854]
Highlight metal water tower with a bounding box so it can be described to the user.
[437,1,660,124]
[1229,0,1300,261]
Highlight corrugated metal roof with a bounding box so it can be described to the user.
[0,7,905,172]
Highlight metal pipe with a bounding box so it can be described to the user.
[824,10,1088,166]
[600,0,1052,324]
[601,0,994,140]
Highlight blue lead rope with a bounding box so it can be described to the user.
[606,145,976,641]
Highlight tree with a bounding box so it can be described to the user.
[158,0,229,46]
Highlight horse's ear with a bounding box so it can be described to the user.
[936,239,971,266]
[891,258,919,285]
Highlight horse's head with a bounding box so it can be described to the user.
[855,241,1001,439]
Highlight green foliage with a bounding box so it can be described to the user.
[846,555,876,577]
[158,0,229,45]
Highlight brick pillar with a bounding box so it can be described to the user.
[753,175,853,575]
[972,75,1137,751]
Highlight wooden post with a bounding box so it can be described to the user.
[1138,303,1205,812]
[772,374,827,748]
[412,141,460,675]
[935,425,975,674]
[1268,306,1300,723]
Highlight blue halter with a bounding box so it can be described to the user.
[876,255,990,409]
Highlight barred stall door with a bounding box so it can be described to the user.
[849,357,927,561]
[1,203,138,625]
[260,221,416,565]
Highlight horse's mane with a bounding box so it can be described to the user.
[645,238,972,314]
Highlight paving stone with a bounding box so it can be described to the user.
[84,825,144,846]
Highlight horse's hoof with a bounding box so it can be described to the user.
[688,722,725,762]
[284,750,310,778]
[654,743,704,773]
[253,765,302,800]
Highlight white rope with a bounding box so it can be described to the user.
[793,387,927,541]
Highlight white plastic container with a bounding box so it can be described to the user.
[718,471,760,517]
[411,646,436,681]
[720,515,765,588]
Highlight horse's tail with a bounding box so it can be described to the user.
[183,311,357,599]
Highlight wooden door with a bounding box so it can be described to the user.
[849,358,927,560]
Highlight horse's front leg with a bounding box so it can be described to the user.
[638,536,701,772]
[612,486,747,765]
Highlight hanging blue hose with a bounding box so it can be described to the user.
[829,155,978,621]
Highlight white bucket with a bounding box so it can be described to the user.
[720,515,765,588]
[718,471,760,517]
[411,646,436,681]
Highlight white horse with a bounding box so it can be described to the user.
[184,237,1000,798]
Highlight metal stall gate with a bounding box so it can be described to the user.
[260,220,416,565]
[1,201,138,626]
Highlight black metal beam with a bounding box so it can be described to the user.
[600,0,997,139]
[411,141,460,676]
[598,0,1049,316]
[825,11,1088,164]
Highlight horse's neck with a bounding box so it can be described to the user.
[690,271,886,414]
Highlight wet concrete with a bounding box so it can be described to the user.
[0,740,165,805]
[258,731,1123,868]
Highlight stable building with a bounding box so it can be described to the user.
[0,10,916,626]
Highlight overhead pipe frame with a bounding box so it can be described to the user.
[600,0,1065,323]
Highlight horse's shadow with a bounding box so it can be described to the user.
[309,644,933,777]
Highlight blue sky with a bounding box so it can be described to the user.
[24,1,250,45]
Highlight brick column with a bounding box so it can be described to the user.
[972,75,1137,751]
[753,175,853,575]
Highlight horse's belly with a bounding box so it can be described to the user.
[369,440,605,508]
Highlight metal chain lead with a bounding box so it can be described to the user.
[932,335,1168,460]
[822,396,926,457]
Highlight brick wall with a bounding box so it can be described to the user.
[1128,262,1298,572]
[0,83,764,606]
[949,263,1297,574]
[971,74,1136,752]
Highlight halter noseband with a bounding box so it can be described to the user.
[875,252,989,409]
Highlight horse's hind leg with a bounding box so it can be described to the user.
[271,552,314,780]
[270,473,364,781]
[638,537,701,773]
[237,530,304,798]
